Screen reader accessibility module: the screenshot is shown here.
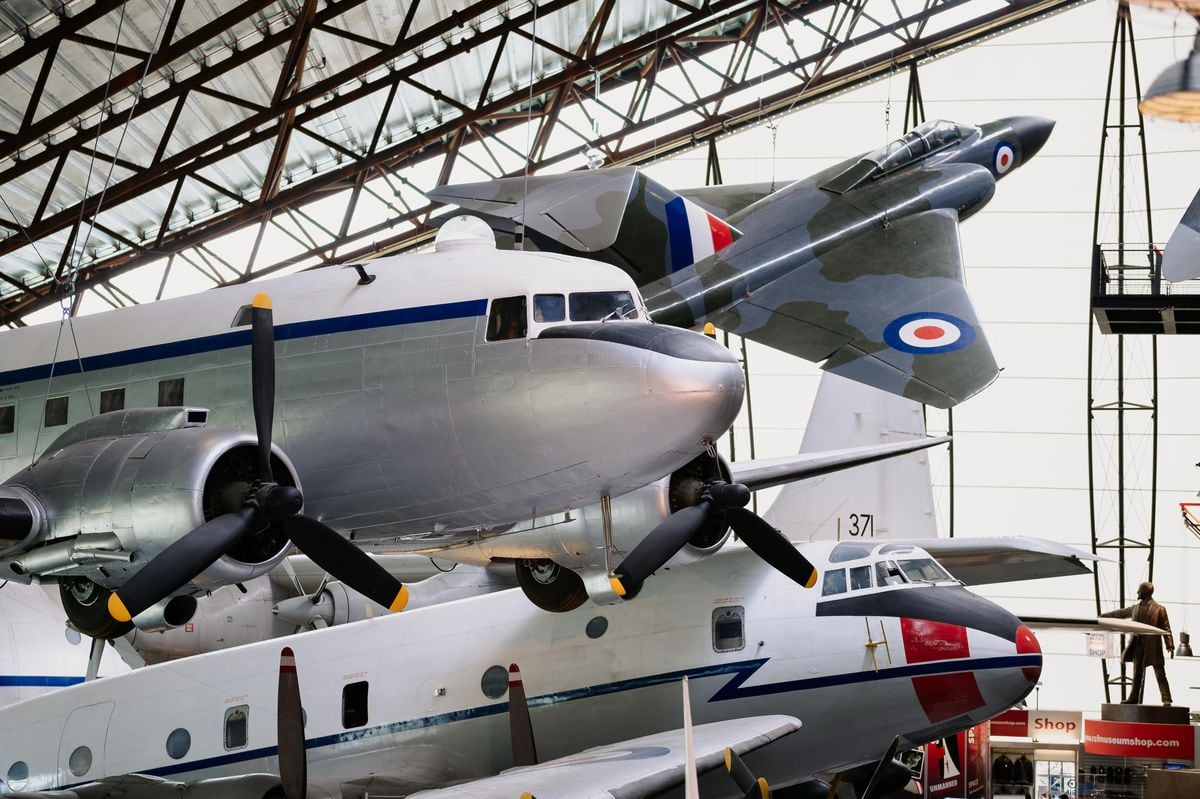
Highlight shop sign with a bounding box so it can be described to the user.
[1030,710,1082,743]
[990,709,1029,737]
[1086,632,1118,658]
[1082,719,1195,760]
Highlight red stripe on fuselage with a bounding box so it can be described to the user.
[911,672,986,724]
[901,618,970,663]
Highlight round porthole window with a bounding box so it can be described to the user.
[64,627,82,646]
[166,728,191,760]
[68,746,92,777]
[480,664,509,699]
[6,761,29,790]
[585,616,609,639]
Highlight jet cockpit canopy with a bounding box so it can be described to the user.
[821,119,979,195]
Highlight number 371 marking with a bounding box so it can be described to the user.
[846,513,874,537]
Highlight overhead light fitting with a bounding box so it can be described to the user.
[1139,30,1200,121]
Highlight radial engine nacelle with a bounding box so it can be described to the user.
[0,407,300,637]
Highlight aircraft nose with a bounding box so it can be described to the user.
[1013,116,1055,162]
[1016,623,1042,685]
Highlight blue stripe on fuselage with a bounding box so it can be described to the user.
[78,653,1037,786]
[0,298,488,388]
[0,675,85,687]
[664,196,694,273]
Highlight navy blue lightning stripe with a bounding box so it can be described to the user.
[43,652,1037,788]
[664,196,694,273]
[0,675,85,687]
[0,298,488,388]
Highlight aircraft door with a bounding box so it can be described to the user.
[57,702,114,785]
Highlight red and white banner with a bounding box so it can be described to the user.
[1083,719,1195,760]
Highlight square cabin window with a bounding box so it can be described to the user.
[158,378,184,407]
[0,404,13,435]
[849,565,873,591]
[99,388,125,414]
[822,569,847,597]
[342,681,369,728]
[712,606,745,653]
[224,705,249,750]
[533,294,565,323]
[44,396,68,427]
[486,296,527,341]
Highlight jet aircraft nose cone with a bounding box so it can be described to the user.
[1015,623,1042,685]
[1014,116,1055,162]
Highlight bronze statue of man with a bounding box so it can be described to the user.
[1102,582,1174,705]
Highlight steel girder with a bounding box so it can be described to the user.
[0,0,1083,327]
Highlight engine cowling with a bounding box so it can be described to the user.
[1,410,300,594]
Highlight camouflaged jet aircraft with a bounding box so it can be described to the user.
[431,116,1055,408]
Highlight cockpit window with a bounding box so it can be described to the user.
[822,569,847,596]
[569,291,635,321]
[830,542,874,563]
[849,565,872,591]
[865,120,969,173]
[487,296,528,341]
[897,558,952,583]
[876,560,907,587]
[533,294,565,323]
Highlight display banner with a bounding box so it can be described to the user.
[990,709,1082,743]
[1082,719,1196,760]
[990,709,1029,738]
[923,724,990,798]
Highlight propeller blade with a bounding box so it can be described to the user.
[508,664,538,767]
[859,735,902,799]
[277,647,307,799]
[109,507,258,622]
[251,292,276,483]
[724,747,769,799]
[726,508,819,590]
[611,501,713,597]
[284,515,409,612]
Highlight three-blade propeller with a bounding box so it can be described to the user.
[108,294,408,624]
[610,464,818,599]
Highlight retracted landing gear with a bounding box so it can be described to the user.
[515,558,588,613]
[59,577,134,640]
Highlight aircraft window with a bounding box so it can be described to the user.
[586,616,609,639]
[830,542,873,563]
[224,705,249,750]
[849,565,872,591]
[822,569,847,596]
[342,681,369,728]
[712,606,745,652]
[158,378,185,407]
[99,387,125,414]
[486,296,528,341]
[897,558,951,583]
[44,396,68,427]
[480,665,508,699]
[0,404,12,435]
[68,745,92,777]
[533,293,565,323]
[875,560,907,587]
[166,728,191,760]
[6,761,28,790]
[877,544,915,556]
[866,120,964,173]
[569,290,635,321]
[231,304,253,327]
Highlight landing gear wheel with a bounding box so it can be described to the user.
[515,559,588,613]
[58,577,135,639]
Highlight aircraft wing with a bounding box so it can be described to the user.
[705,206,997,408]
[731,435,949,492]
[915,537,1101,585]
[1162,187,1200,282]
[406,715,800,799]
[1021,616,1168,636]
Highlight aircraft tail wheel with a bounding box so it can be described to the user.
[515,559,588,613]
[58,577,135,639]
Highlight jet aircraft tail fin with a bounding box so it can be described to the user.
[430,168,740,280]
[761,373,938,541]
[1162,187,1200,283]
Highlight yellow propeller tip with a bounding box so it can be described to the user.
[724,747,733,773]
[108,593,132,623]
[757,777,769,799]
[609,576,626,597]
[252,292,272,309]
[389,585,409,612]
[703,322,716,336]
[805,570,819,589]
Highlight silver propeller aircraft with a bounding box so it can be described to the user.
[0,216,940,638]
[432,115,1055,408]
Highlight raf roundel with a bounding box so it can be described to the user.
[884,312,976,355]
[993,140,1016,175]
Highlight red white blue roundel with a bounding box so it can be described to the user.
[993,140,1016,175]
[884,312,975,355]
